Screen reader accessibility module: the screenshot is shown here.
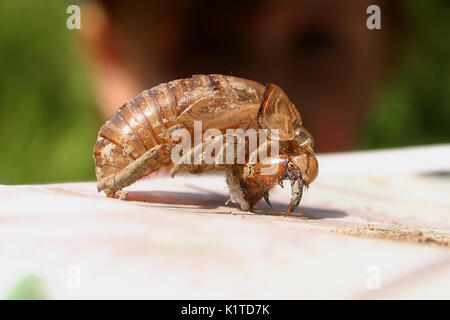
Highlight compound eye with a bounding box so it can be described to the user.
[296,127,314,147]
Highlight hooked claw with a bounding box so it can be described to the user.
[286,178,303,216]
[243,153,315,215]
[263,190,272,207]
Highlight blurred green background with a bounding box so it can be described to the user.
[0,0,101,184]
[360,0,450,149]
[0,0,448,185]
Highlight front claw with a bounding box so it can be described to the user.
[286,178,303,216]
[263,190,272,207]
[243,156,305,215]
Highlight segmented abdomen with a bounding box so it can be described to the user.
[94,74,265,182]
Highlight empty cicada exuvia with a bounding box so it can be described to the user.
[94,74,318,215]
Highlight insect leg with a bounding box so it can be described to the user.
[225,166,250,211]
[97,144,170,196]
[170,135,224,177]
[286,177,303,216]
[211,132,245,168]
[242,150,305,214]
[242,139,280,208]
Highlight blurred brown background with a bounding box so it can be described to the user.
[0,0,448,184]
[82,0,399,152]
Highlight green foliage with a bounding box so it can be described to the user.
[4,274,47,300]
[0,0,101,184]
[360,0,450,149]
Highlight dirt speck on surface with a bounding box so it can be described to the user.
[336,226,450,248]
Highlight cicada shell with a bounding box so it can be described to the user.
[94,74,318,215]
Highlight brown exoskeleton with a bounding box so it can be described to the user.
[94,74,318,215]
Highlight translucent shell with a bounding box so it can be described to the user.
[259,84,302,141]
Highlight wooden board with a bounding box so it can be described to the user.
[0,144,449,299]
